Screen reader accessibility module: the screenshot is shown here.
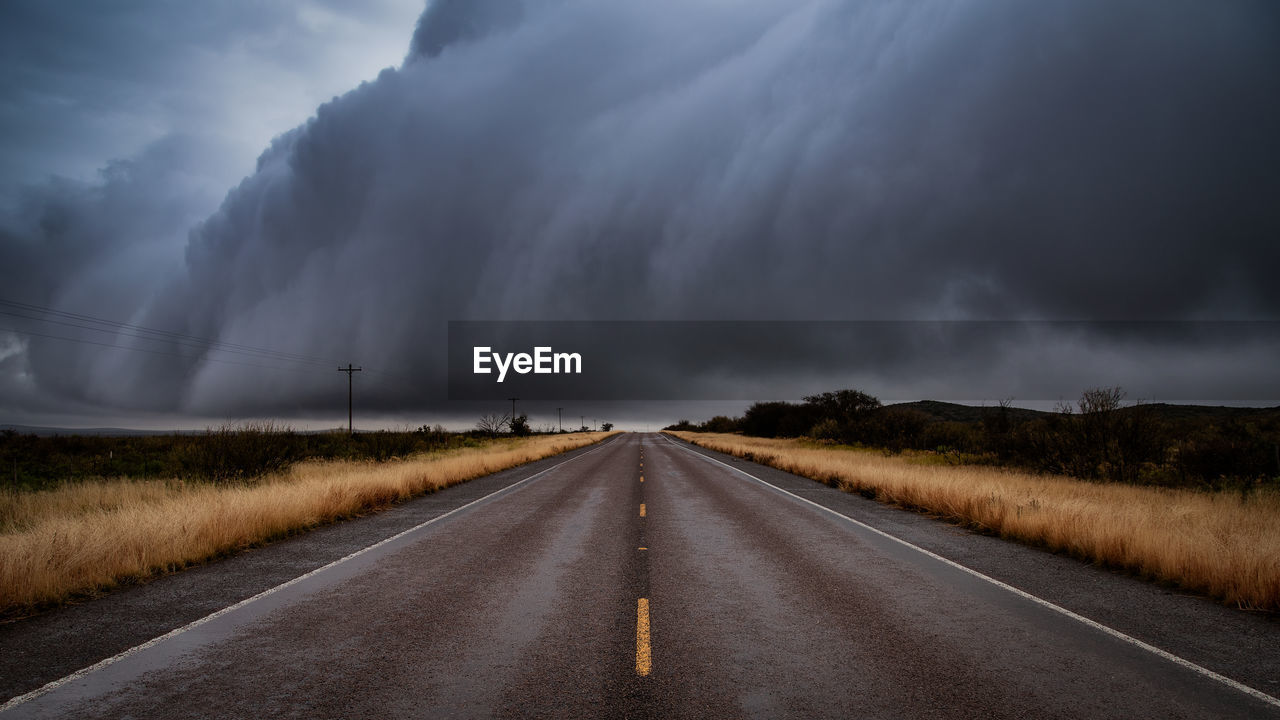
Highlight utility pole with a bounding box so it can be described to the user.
[580,415,585,431]
[557,407,563,433]
[508,397,519,431]
[339,364,362,435]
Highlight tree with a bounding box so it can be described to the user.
[982,397,1016,458]
[801,389,882,444]
[476,413,508,436]
[415,424,449,446]
[803,389,881,424]
[1076,386,1123,479]
[702,415,740,433]
[509,414,531,436]
[741,401,808,437]
[601,422,614,432]
[864,407,930,453]
[982,397,1015,436]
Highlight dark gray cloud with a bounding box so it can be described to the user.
[444,321,1279,408]
[3,0,1279,426]
[0,0,421,196]
[408,0,525,59]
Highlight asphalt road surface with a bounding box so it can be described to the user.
[3,433,1279,718]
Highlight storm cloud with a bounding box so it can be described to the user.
[3,0,1279,424]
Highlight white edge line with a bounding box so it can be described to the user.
[0,435,620,714]
[659,433,1280,710]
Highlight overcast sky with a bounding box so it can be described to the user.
[1,0,1278,430]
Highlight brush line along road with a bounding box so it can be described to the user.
[4,434,1279,718]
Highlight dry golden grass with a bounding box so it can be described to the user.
[668,432,1280,611]
[0,433,615,615]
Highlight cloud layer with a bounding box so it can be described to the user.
[4,0,1279,422]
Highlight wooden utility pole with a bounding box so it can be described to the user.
[508,397,519,432]
[557,407,563,433]
[339,364,362,435]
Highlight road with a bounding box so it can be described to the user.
[3,433,1279,718]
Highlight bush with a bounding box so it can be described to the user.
[675,385,1280,489]
[416,424,450,447]
[741,401,817,438]
[809,418,842,441]
[1176,420,1277,488]
[355,430,419,462]
[509,414,532,437]
[921,421,981,455]
[1,424,483,489]
[187,421,301,483]
[852,407,930,453]
[701,416,740,433]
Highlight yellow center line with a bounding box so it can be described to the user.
[636,598,652,676]
[640,475,644,482]
[639,503,646,517]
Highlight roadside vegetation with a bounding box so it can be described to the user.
[666,431,1280,611]
[0,431,615,617]
[1,422,494,491]
[666,387,1280,490]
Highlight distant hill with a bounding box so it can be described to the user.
[885,400,1280,426]
[1122,403,1280,424]
[0,424,196,437]
[886,400,1048,425]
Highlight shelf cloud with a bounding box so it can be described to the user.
[2,0,1278,422]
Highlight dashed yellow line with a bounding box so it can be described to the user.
[636,598,652,676]
[636,447,652,677]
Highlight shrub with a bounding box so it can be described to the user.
[355,430,419,462]
[809,418,842,441]
[741,401,817,438]
[186,421,301,483]
[509,414,532,437]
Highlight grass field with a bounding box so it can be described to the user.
[0,432,615,616]
[667,432,1280,611]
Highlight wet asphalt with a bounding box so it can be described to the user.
[2,433,1279,718]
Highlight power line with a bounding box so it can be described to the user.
[0,296,420,387]
[0,326,314,373]
[0,298,335,366]
[0,309,334,368]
